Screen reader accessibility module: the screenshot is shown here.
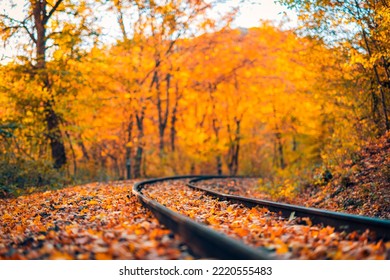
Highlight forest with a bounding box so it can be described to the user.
[1,0,390,262]
[0,0,389,197]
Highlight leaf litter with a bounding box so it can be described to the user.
[0,181,193,260]
[142,180,390,260]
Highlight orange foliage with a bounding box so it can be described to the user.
[0,181,193,260]
[143,180,389,260]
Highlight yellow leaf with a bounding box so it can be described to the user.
[276,243,289,254]
[2,213,12,220]
[95,253,111,260]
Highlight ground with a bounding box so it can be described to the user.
[299,132,390,219]
[0,133,389,260]
[0,181,193,260]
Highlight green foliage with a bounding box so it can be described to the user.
[0,158,69,198]
[0,123,18,138]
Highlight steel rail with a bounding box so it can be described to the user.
[132,176,277,260]
[188,176,390,241]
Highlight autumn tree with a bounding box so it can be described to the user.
[57,23,351,181]
[103,0,236,178]
[279,0,390,132]
[0,0,97,169]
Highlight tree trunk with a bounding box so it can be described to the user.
[33,0,47,69]
[170,81,180,152]
[227,75,241,175]
[125,148,132,179]
[272,104,285,169]
[227,118,241,175]
[134,107,145,178]
[44,102,66,169]
[134,145,143,178]
[155,71,170,156]
[212,117,222,175]
[125,113,133,179]
[370,81,381,126]
[216,155,222,175]
[170,110,177,152]
[77,133,89,161]
[33,0,67,169]
[232,120,240,175]
[64,130,76,176]
[275,132,285,169]
[209,83,222,175]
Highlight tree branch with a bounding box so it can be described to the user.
[0,13,37,43]
[44,0,63,24]
[21,24,37,44]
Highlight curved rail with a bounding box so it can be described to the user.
[132,176,277,260]
[188,176,390,241]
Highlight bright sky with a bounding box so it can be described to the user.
[223,0,296,28]
[0,0,295,23]
[0,0,296,61]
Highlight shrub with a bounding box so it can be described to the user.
[0,158,69,198]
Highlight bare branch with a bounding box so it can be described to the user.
[21,24,36,44]
[0,13,20,22]
[44,0,63,24]
[0,13,37,43]
[0,25,20,44]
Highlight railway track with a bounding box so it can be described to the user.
[133,176,390,260]
[188,176,390,241]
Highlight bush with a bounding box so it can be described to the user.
[0,158,69,198]
[256,165,323,201]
